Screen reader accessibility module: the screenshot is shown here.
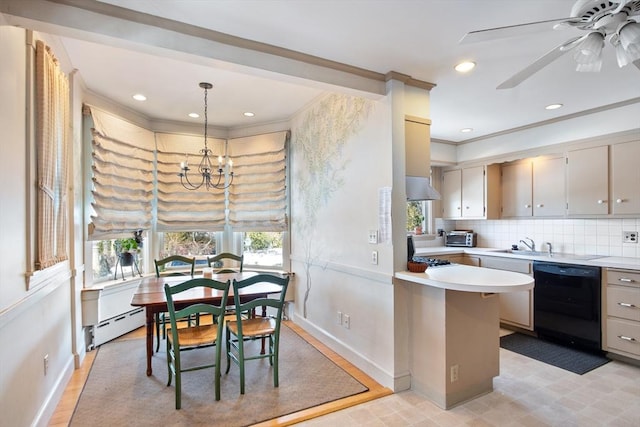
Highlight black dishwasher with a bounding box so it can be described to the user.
[533,261,602,352]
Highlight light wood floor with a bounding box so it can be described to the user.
[48,320,392,426]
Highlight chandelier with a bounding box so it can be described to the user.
[178,82,233,190]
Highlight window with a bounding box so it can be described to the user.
[407,201,425,233]
[92,237,144,282]
[243,231,283,268]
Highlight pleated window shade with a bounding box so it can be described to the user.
[88,107,289,236]
[227,131,289,231]
[155,133,226,231]
[88,107,154,239]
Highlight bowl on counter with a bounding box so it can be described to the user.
[407,261,428,273]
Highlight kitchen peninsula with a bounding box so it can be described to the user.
[395,264,533,409]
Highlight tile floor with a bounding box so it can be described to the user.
[299,337,640,427]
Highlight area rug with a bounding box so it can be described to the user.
[71,324,368,426]
[500,332,610,375]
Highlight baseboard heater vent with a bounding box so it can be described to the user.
[90,307,144,348]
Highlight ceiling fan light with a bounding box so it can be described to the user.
[619,21,640,50]
[576,32,604,58]
[575,59,603,72]
[615,42,632,67]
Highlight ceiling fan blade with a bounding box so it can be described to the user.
[497,36,583,90]
[460,18,574,44]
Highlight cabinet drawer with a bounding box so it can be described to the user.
[607,318,640,357]
[607,269,640,287]
[607,285,640,321]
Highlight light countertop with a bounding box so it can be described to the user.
[413,247,640,270]
[396,264,534,293]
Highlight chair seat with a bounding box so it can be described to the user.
[227,317,276,337]
[168,324,220,347]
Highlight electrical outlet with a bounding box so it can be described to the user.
[344,314,351,329]
[44,354,49,376]
[337,311,343,325]
[623,231,638,243]
[450,364,459,382]
[368,230,378,244]
[371,251,378,265]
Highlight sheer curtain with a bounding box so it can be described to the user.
[34,40,69,269]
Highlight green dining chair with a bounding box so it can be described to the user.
[154,255,196,352]
[164,278,230,409]
[207,252,244,272]
[225,273,289,394]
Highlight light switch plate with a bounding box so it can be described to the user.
[368,230,378,244]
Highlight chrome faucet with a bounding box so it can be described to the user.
[545,242,553,255]
[519,237,535,251]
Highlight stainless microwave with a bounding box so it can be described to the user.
[445,231,477,247]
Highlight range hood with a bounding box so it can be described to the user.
[406,176,441,201]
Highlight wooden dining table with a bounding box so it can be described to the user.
[130,271,283,376]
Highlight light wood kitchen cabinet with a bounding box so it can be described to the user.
[567,145,609,215]
[605,268,640,360]
[611,140,640,215]
[479,256,533,330]
[501,160,532,217]
[442,165,500,219]
[501,156,565,218]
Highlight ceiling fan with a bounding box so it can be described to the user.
[460,0,640,89]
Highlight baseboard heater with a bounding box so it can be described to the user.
[89,307,144,349]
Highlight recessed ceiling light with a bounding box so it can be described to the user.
[454,61,476,73]
[460,128,473,133]
[132,94,147,101]
[243,112,255,117]
[188,113,199,118]
[545,103,563,110]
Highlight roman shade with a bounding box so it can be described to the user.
[155,132,226,231]
[88,106,154,239]
[228,131,289,231]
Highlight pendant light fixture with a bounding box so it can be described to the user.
[178,82,234,190]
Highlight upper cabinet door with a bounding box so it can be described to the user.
[567,146,609,216]
[611,140,640,215]
[502,161,533,217]
[462,166,485,218]
[442,169,462,219]
[533,156,566,217]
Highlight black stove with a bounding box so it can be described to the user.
[412,256,452,267]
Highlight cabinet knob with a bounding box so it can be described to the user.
[524,204,531,208]
[465,206,470,210]
[597,199,606,204]
[457,206,461,210]
[536,204,543,208]
[616,198,623,204]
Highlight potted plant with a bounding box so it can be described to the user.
[115,237,139,266]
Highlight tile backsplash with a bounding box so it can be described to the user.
[438,218,640,259]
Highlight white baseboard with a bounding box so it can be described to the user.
[292,313,409,392]
[32,354,75,427]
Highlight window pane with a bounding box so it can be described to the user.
[92,238,144,282]
[242,232,283,268]
[407,201,425,233]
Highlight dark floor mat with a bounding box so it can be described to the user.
[500,333,610,375]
